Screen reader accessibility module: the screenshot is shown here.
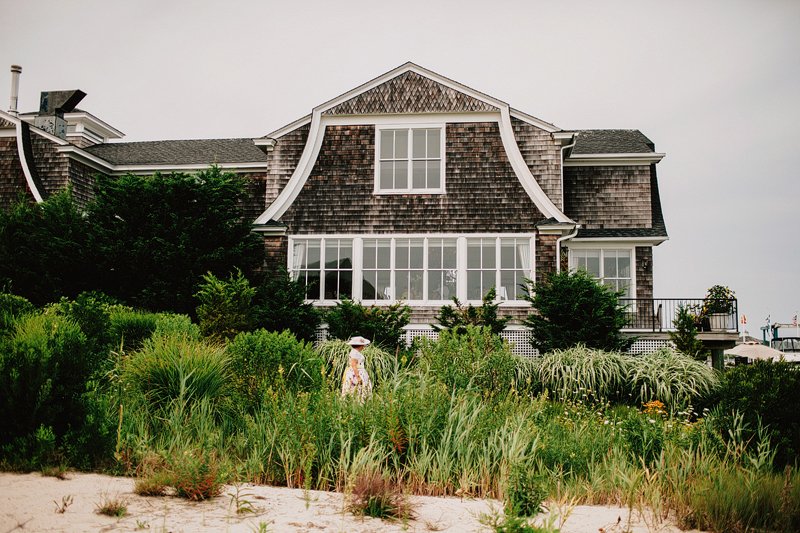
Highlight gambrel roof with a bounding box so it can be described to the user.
[85,138,267,166]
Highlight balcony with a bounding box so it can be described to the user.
[620,298,739,333]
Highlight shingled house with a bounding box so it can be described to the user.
[1,62,677,353]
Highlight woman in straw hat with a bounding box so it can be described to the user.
[342,336,372,398]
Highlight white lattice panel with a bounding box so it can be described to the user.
[627,338,673,355]
[315,325,329,343]
[403,326,439,346]
[501,328,540,358]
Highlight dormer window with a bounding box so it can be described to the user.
[375,125,445,194]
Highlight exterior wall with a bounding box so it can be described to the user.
[67,160,101,209]
[263,235,288,272]
[278,122,547,233]
[635,246,653,300]
[0,136,31,209]
[266,124,309,208]
[240,171,269,223]
[29,134,69,198]
[407,305,530,326]
[324,71,498,115]
[512,118,563,209]
[563,165,652,228]
[535,234,558,285]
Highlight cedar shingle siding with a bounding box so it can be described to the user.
[266,125,309,207]
[0,137,29,209]
[563,165,652,229]
[277,122,548,234]
[511,117,562,210]
[324,72,498,115]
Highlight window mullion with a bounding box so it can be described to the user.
[457,236,467,301]
[422,237,429,303]
[406,129,413,192]
[353,237,363,301]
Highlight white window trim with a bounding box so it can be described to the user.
[288,233,535,306]
[567,244,637,299]
[374,123,446,195]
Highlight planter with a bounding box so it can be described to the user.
[709,313,729,331]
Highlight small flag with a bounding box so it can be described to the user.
[793,314,798,327]
[740,314,747,325]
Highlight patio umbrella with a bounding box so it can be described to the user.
[725,343,785,361]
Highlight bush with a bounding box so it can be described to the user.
[348,470,414,520]
[227,329,323,411]
[416,326,519,396]
[0,292,34,335]
[505,465,547,517]
[195,269,255,341]
[253,267,321,343]
[0,313,92,459]
[714,360,800,466]
[0,191,93,305]
[123,335,230,410]
[630,347,719,408]
[108,308,158,352]
[168,448,225,501]
[326,299,411,351]
[88,167,263,314]
[670,304,708,361]
[45,291,116,358]
[434,287,509,335]
[522,269,632,353]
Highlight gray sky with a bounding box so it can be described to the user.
[2,0,798,333]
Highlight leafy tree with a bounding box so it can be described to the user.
[521,269,632,353]
[88,167,263,314]
[195,269,256,341]
[433,287,509,335]
[252,267,321,344]
[0,191,92,305]
[670,304,708,361]
[326,299,411,351]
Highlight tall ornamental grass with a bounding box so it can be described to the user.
[630,347,719,407]
[534,345,630,402]
[317,339,398,388]
[122,334,229,410]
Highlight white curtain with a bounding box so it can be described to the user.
[291,241,305,281]
[517,241,531,274]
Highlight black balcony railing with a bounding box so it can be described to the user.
[619,298,739,332]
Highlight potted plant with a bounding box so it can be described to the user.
[701,284,736,331]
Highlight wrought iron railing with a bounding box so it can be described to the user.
[619,298,739,332]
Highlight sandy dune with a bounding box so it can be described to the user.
[0,472,702,532]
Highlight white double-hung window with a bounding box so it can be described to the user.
[570,248,634,298]
[376,125,445,193]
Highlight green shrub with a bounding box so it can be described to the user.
[45,291,116,357]
[522,269,632,352]
[505,465,547,517]
[0,313,92,459]
[253,267,321,344]
[348,470,414,520]
[0,292,34,335]
[195,269,255,341]
[534,345,630,402]
[630,347,719,408]
[123,335,230,410]
[714,360,800,466]
[227,329,323,411]
[620,413,665,466]
[670,304,708,361]
[108,308,158,352]
[434,287,509,336]
[326,299,410,351]
[416,326,519,396]
[154,312,200,339]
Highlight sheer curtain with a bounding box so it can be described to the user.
[291,241,306,281]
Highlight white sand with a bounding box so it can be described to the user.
[0,472,705,532]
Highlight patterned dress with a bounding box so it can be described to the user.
[341,348,372,397]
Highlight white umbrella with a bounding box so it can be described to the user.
[725,342,785,361]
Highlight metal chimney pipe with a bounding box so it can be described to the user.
[9,65,22,116]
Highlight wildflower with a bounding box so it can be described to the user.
[648,419,656,424]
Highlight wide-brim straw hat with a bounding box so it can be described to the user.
[347,336,371,347]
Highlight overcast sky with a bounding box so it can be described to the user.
[2,0,798,334]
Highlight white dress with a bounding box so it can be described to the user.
[342,348,372,397]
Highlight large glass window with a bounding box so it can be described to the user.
[377,127,443,193]
[362,238,392,300]
[427,238,457,300]
[291,238,352,300]
[571,248,633,298]
[291,235,534,304]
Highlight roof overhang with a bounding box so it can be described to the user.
[565,152,666,167]
[568,236,669,246]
